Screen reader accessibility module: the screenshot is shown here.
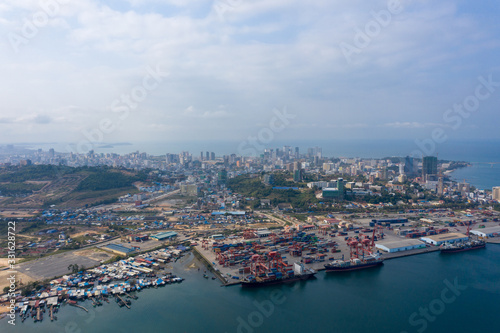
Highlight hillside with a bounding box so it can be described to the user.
[0,165,145,209]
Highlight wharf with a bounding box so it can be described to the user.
[116,295,130,309]
[68,303,88,313]
[486,238,500,244]
[381,246,441,260]
[191,247,229,285]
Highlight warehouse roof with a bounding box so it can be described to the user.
[104,244,135,254]
[376,239,425,249]
[421,233,467,242]
[471,226,500,234]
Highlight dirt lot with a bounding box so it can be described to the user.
[0,210,37,218]
[0,269,36,293]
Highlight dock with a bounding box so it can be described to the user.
[69,303,89,313]
[116,295,130,309]
[192,247,228,285]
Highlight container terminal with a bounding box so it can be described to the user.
[193,212,500,286]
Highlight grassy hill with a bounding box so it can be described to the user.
[0,165,145,209]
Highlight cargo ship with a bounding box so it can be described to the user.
[241,262,316,287]
[440,240,486,253]
[324,254,383,272]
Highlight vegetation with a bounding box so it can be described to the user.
[75,170,140,191]
[0,182,45,196]
[0,165,76,182]
[227,175,318,210]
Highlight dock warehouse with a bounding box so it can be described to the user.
[371,218,408,226]
[103,244,135,256]
[470,226,500,238]
[375,239,426,253]
[420,233,468,246]
[151,231,178,241]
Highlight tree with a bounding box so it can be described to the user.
[68,264,80,273]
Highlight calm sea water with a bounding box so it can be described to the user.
[2,246,499,333]
[450,163,500,191]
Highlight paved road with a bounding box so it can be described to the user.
[17,252,101,280]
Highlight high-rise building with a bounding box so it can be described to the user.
[493,187,500,201]
[218,169,228,184]
[210,152,215,160]
[293,169,303,182]
[422,156,438,180]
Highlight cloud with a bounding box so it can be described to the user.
[383,122,451,129]
[0,0,499,143]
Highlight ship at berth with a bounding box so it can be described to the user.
[325,226,384,272]
[440,226,486,254]
[241,252,316,287]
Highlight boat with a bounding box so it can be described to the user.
[324,254,383,272]
[440,239,486,253]
[241,262,316,287]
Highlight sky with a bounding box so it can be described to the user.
[1,0,500,149]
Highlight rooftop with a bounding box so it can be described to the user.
[421,233,467,242]
[471,226,500,234]
[376,239,425,249]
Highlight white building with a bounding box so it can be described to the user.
[375,239,426,253]
[493,186,500,201]
[420,233,468,246]
[470,226,500,238]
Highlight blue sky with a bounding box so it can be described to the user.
[0,0,499,147]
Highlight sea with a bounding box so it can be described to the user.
[1,248,499,333]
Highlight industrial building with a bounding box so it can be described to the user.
[322,178,345,200]
[420,233,468,246]
[371,218,408,226]
[151,231,178,241]
[375,239,426,253]
[103,244,135,256]
[470,226,500,238]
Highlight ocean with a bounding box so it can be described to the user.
[2,247,499,333]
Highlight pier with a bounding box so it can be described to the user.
[69,303,89,313]
[116,295,131,309]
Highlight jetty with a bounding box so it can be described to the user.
[116,295,130,309]
[68,302,89,313]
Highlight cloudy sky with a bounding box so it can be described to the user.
[1,0,499,147]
